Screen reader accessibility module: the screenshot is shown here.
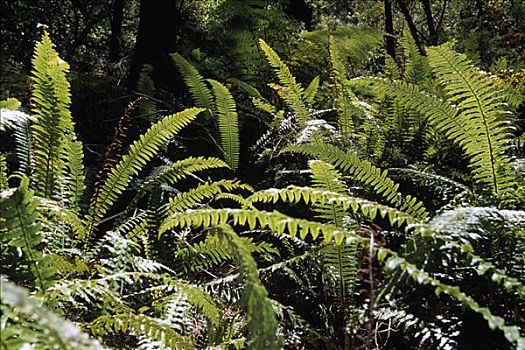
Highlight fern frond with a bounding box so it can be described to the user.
[259,39,310,125]
[427,44,516,195]
[248,186,417,228]
[38,198,86,241]
[136,64,158,121]
[0,178,53,289]
[85,108,204,237]
[216,225,281,350]
[171,53,214,111]
[64,140,86,209]
[90,312,194,349]
[0,153,7,191]
[303,76,320,106]
[208,79,240,169]
[378,248,525,349]
[30,32,75,199]
[1,277,104,350]
[166,180,253,215]
[0,97,21,110]
[282,143,428,219]
[162,207,367,245]
[176,233,278,272]
[401,31,429,85]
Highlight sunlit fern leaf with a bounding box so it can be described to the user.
[166,180,253,215]
[283,143,428,219]
[0,178,53,290]
[208,79,240,169]
[247,186,418,229]
[85,108,204,237]
[303,76,320,107]
[217,225,281,350]
[259,39,310,126]
[90,312,194,349]
[427,44,516,196]
[136,64,158,122]
[30,32,76,200]
[38,198,87,241]
[0,97,21,110]
[0,278,105,350]
[171,53,214,112]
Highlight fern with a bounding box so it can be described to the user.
[136,64,158,121]
[30,31,75,200]
[1,277,104,349]
[166,180,253,215]
[259,39,310,125]
[171,53,214,111]
[64,140,86,209]
[303,76,320,106]
[401,31,429,85]
[426,44,516,196]
[0,153,7,191]
[208,79,240,169]
[90,312,194,349]
[85,108,204,237]
[216,225,281,350]
[0,97,21,110]
[282,143,428,219]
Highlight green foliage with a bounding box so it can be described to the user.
[208,79,240,169]
[85,108,204,235]
[172,53,215,111]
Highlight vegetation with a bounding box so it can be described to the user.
[1,1,524,349]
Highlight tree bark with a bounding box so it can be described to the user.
[384,0,396,58]
[421,0,437,45]
[109,0,125,62]
[395,0,425,55]
[128,0,181,89]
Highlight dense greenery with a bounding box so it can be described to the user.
[1,1,524,349]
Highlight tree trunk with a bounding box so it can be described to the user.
[395,0,425,55]
[284,0,313,31]
[384,0,396,58]
[109,0,125,62]
[128,0,181,89]
[421,0,437,45]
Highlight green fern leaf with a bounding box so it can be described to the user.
[426,44,516,195]
[85,108,204,237]
[171,53,214,111]
[303,76,320,106]
[208,79,240,169]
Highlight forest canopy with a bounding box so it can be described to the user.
[1,1,524,349]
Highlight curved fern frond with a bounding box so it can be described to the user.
[259,39,310,125]
[248,186,417,228]
[136,64,158,121]
[282,143,428,219]
[85,108,204,237]
[427,44,516,195]
[0,97,21,110]
[401,31,429,85]
[378,248,525,349]
[166,180,253,215]
[143,157,229,188]
[161,207,359,244]
[30,32,75,199]
[208,79,240,169]
[0,153,7,191]
[90,312,194,349]
[38,198,86,241]
[171,53,214,111]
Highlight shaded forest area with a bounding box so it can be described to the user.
[1,0,524,349]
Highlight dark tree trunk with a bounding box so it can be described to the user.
[384,0,396,58]
[395,0,426,55]
[421,0,437,45]
[128,0,181,89]
[109,0,125,62]
[284,0,313,31]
